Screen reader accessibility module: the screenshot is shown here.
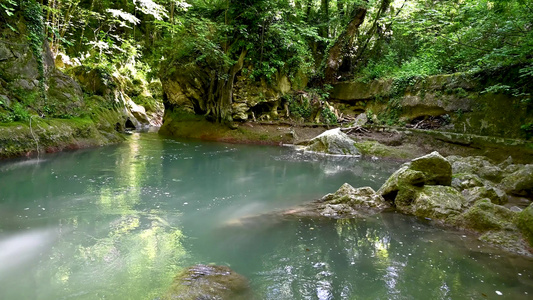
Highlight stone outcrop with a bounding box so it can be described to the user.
[163,265,252,300]
[0,26,130,158]
[160,63,297,124]
[330,73,533,139]
[0,37,84,118]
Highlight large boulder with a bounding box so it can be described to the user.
[410,151,452,185]
[378,151,451,201]
[406,185,467,220]
[163,265,252,300]
[499,165,533,197]
[306,128,361,156]
[516,203,533,247]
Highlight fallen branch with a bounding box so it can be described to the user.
[340,126,370,135]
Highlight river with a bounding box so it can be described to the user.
[0,132,532,299]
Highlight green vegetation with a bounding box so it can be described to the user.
[0,0,531,128]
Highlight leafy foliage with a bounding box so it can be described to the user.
[357,0,533,81]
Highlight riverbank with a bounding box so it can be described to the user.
[0,110,126,159]
[159,108,533,163]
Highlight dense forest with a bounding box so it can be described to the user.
[1,0,531,124]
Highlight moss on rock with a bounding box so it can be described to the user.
[453,199,516,232]
[499,165,533,197]
[354,140,415,159]
[409,185,466,219]
[516,203,533,247]
[410,151,452,185]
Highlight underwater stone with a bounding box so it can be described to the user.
[163,265,252,300]
[454,199,516,232]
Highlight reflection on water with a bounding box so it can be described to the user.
[0,133,532,299]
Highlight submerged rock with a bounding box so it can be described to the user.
[306,128,360,156]
[163,265,252,300]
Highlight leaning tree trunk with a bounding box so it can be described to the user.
[206,49,247,123]
[323,4,367,83]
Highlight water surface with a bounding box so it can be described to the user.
[0,133,531,299]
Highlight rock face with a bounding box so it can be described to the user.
[0,24,130,158]
[0,36,84,117]
[160,52,299,125]
[330,73,533,139]
[163,265,252,300]
[305,128,360,156]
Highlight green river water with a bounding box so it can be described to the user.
[0,132,532,299]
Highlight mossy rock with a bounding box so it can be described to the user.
[163,265,252,300]
[461,186,507,206]
[320,184,388,210]
[410,151,452,185]
[378,166,426,201]
[451,173,486,190]
[448,155,504,183]
[409,185,466,220]
[354,140,415,160]
[499,165,533,197]
[453,199,516,232]
[479,231,532,257]
[516,203,533,247]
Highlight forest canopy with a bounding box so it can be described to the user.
[1,0,531,89]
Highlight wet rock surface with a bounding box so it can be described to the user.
[310,152,533,256]
[163,265,252,300]
[305,128,361,156]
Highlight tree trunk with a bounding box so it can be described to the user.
[206,49,247,123]
[323,4,367,82]
[337,0,344,20]
[352,0,391,66]
[320,0,330,38]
